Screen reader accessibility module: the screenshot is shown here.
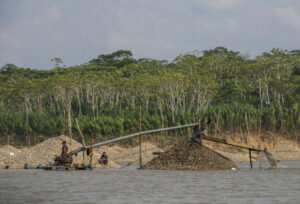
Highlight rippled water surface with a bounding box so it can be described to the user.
[1,161,300,204]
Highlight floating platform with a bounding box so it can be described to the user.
[42,164,90,171]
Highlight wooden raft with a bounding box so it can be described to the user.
[42,164,88,171]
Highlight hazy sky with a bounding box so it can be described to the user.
[1,0,300,69]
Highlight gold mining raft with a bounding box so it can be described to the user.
[43,117,277,170]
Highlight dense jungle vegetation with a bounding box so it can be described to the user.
[0,47,299,145]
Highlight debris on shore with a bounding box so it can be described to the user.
[141,139,237,170]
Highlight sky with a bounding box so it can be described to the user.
[0,0,300,70]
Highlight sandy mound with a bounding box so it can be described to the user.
[3,136,81,168]
[142,139,237,170]
[0,136,120,169]
[0,145,21,154]
[0,145,22,167]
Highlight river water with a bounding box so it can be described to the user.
[1,161,300,204]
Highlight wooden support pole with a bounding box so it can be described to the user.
[89,154,92,168]
[139,105,142,169]
[258,152,262,169]
[76,118,86,166]
[249,149,253,169]
[82,150,85,166]
[89,147,94,168]
[76,119,86,147]
[139,135,142,168]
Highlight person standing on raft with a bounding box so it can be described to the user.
[61,141,69,156]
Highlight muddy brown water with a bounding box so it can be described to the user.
[1,161,300,204]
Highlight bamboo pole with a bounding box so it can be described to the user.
[76,119,86,147]
[76,119,86,165]
[139,105,142,169]
[249,150,253,169]
[258,152,262,169]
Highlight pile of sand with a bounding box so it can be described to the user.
[142,139,237,170]
[0,145,22,168]
[0,136,119,169]
[0,135,163,169]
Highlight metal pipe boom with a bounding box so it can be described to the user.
[69,123,198,156]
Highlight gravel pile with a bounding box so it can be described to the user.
[141,139,237,170]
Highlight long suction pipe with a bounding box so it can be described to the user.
[69,123,198,156]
